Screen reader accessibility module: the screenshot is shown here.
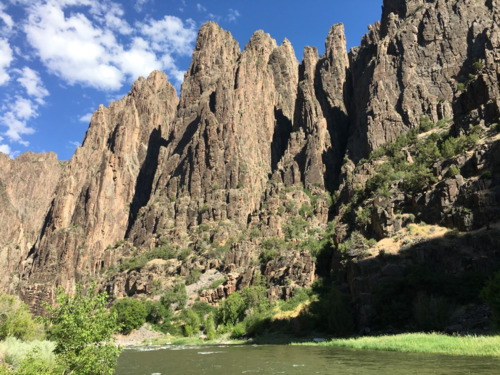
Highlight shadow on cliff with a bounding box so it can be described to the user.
[250,225,500,344]
[126,127,169,236]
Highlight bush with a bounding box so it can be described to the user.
[204,314,216,340]
[0,337,56,368]
[111,298,147,334]
[119,245,176,271]
[280,288,310,312]
[0,293,43,341]
[145,300,172,325]
[12,345,62,375]
[448,165,460,177]
[307,284,354,336]
[230,322,246,339]
[209,278,226,290]
[186,268,202,285]
[161,283,187,310]
[481,270,500,328]
[242,286,269,315]
[413,293,452,331]
[283,216,308,240]
[419,116,434,133]
[217,292,245,327]
[182,309,200,337]
[44,283,121,375]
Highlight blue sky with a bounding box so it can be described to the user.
[0,0,383,160]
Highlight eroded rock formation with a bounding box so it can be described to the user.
[1,0,496,313]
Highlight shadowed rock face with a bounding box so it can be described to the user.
[8,0,500,309]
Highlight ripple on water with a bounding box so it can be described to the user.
[198,351,225,355]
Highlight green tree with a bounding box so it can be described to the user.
[182,309,201,337]
[217,292,245,326]
[204,313,216,340]
[44,283,122,375]
[111,298,147,334]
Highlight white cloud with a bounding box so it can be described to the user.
[17,67,49,103]
[0,4,14,33]
[69,140,81,148]
[227,9,240,23]
[134,0,150,12]
[23,1,196,90]
[207,13,221,23]
[79,112,93,123]
[0,39,13,86]
[0,144,11,156]
[196,3,207,12]
[140,16,197,56]
[115,37,162,80]
[0,96,38,144]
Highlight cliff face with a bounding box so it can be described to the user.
[19,72,178,308]
[348,0,499,161]
[0,152,65,293]
[8,0,500,313]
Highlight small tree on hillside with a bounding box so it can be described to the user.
[44,283,122,375]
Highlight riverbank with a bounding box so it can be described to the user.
[295,333,500,357]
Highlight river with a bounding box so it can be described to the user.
[115,344,500,374]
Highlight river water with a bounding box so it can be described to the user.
[115,344,500,374]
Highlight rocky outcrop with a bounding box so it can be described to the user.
[347,0,498,161]
[19,71,178,309]
[0,152,64,293]
[6,0,499,315]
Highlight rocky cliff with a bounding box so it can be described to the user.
[0,152,65,293]
[3,0,498,326]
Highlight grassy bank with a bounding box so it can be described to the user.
[295,333,500,357]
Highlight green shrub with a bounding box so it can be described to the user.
[111,298,147,334]
[355,207,371,227]
[472,61,483,74]
[307,284,354,336]
[481,270,500,328]
[217,292,245,326]
[186,268,202,285]
[182,309,201,337]
[448,165,460,177]
[204,313,217,340]
[44,283,121,375]
[283,216,308,240]
[1,338,56,368]
[145,300,172,325]
[400,164,437,194]
[191,302,217,318]
[242,286,269,315]
[161,283,187,310]
[209,278,226,290]
[12,345,62,375]
[119,245,177,271]
[0,293,43,341]
[419,116,434,133]
[280,288,311,312]
[177,248,192,261]
[413,294,453,331]
[299,203,314,218]
[230,322,246,339]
